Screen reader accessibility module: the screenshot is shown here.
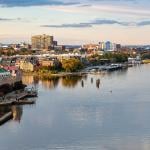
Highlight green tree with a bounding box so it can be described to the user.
[142,53,150,60]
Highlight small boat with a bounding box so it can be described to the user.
[24,87,38,97]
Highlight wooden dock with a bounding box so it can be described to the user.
[0,99,35,106]
[0,101,13,106]
[0,89,37,106]
[0,112,13,125]
[12,100,35,105]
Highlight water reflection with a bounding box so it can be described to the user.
[96,79,100,89]
[106,68,128,77]
[91,78,93,84]
[22,69,128,90]
[0,105,23,125]
[1,65,150,150]
[11,105,23,123]
[22,75,35,85]
[41,78,60,89]
[68,104,105,127]
[0,106,11,117]
[22,74,104,89]
[22,75,89,89]
[81,80,84,88]
[61,76,84,88]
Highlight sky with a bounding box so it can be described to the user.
[0,0,150,45]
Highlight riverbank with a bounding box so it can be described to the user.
[142,59,150,64]
[23,71,87,80]
[0,81,26,96]
[22,63,128,79]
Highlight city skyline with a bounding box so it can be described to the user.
[0,0,150,45]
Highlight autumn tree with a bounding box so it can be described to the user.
[61,58,83,72]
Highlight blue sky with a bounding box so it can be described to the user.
[0,0,150,44]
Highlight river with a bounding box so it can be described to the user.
[0,64,150,150]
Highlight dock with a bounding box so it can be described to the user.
[0,112,13,125]
[12,100,35,105]
[0,88,37,106]
[84,64,127,73]
[0,99,35,106]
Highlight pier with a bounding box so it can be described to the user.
[0,112,13,125]
[0,88,37,125]
[84,64,127,73]
[0,99,35,106]
[0,88,37,106]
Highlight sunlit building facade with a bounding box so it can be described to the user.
[31,34,54,51]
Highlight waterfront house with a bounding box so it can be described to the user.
[0,68,11,86]
[0,68,11,79]
[0,67,23,95]
[19,56,39,72]
[0,57,17,66]
[20,61,35,72]
[15,58,22,68]
[3,66,22,78]
[40,58,60,68]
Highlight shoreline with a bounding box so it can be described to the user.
[0,112,13,126]
[22,62,148,79]
[22,71,87,79]
[22,63,128,78]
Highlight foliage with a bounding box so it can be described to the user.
[88,52,128,65]
[142,53,150,60]
[18,48,32,55]
[61,58,83,72]
[0,48,32,56]
[61,76,82,87]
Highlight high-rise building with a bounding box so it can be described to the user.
[99,42,106,51]
[116,44,121,51]
[99,41,121,51]
[105,41,112,51]
[31,34,54,50]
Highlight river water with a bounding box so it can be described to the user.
[0,64,150,150]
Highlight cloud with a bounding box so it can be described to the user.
[41,19,150,28]
[91,19,126,25]
[0,18,15,21]
[42,23,92,28]
[0,17,28,23]
[0,0,79,7]
[0,0,148,7]
[0,17,24,21]
[137,21,150,26]
[48,3,150,18]
[41,19,131,28]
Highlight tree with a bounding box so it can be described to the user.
[61,58,83,72]
[88,52,128,64]
[142,53,150,60]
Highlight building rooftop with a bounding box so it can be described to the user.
[0,68,8,73]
